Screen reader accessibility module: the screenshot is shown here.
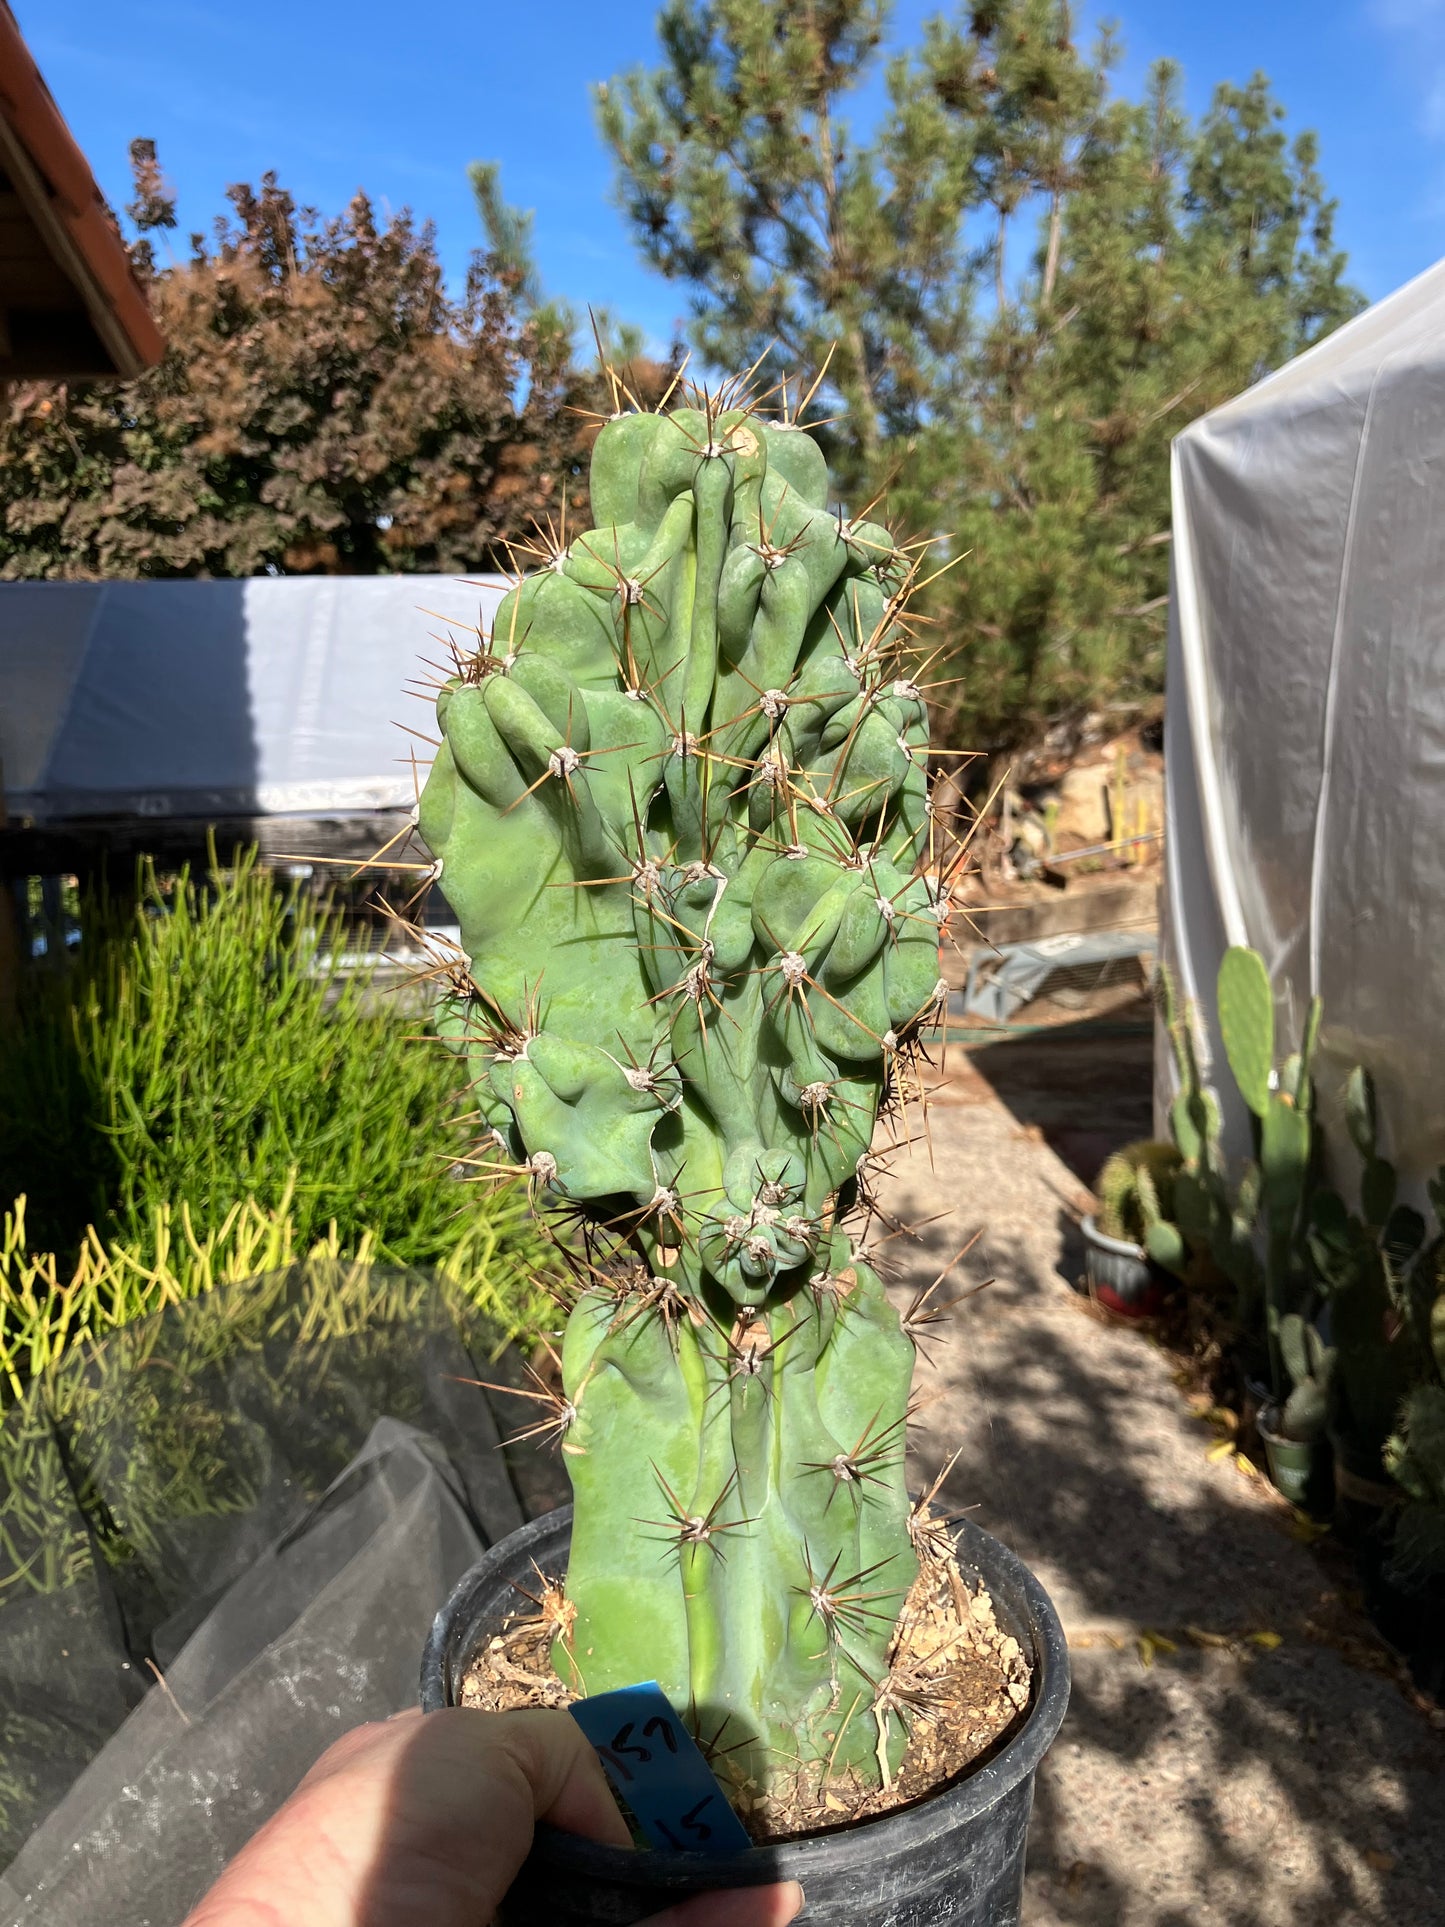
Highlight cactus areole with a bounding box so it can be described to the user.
[417,388,950,1805]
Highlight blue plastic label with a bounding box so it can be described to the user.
[568,1681,753,1854]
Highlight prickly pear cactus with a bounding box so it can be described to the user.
[1212,947,1323,1393]
[1217,946,1274,1118]
[1155,963,1259,1299]
[416,383,950,1803]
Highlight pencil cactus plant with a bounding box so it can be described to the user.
[416,375,952,1801]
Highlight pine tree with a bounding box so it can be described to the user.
[596,0,976,483]
[597,0,1362,751]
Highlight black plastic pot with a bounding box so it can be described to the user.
[1331,1443,1401,1548]
[421,1507,1070,1926]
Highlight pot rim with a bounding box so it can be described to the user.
[1331,1454,1400,1509]
[1255,1402,1319,1451]
[422,1506,1070,1887]
[1078,1214,1147,1262]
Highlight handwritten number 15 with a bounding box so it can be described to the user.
[655,1794,717,1850]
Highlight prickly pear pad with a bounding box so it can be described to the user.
[417,379,953,1802]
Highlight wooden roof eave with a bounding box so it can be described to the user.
[0,2,164,381]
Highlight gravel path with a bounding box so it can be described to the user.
[877,1025,1445,1926]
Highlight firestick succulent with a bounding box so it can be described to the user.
[417,375,951,1801]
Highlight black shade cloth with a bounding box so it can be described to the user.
[0,1261,565,1927]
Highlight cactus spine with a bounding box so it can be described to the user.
[417,383,948,1801]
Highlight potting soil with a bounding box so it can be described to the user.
[457,1502,1032,1842]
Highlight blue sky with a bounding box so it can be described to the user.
[18,0,1445,350]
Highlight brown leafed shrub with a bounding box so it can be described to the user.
[1,159,605,579]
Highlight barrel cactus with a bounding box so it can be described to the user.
[416,380,950,1805]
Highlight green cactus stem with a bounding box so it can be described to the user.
[1096,1139,1181,1248]
[1155,963,1260,1304]
[1306,1067,1426,1475]
[1383,1348,1445,1589]
[417,382,950,1804]
[1277,1310,1333,1443]
[1217,946,1274,1118]
[1214,947,1321,1395]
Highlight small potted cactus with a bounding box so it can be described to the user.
[1256,1310,1333,1509]
[413,377,1068,1923]
[1081,1138,1182,1313]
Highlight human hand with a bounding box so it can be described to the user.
[181,1705,804,1927]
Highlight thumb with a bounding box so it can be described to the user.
[644,1880,806,1926]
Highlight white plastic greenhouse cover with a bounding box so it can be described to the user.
[1164,254,1445,1181]
[0,574,508,823]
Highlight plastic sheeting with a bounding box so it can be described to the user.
[1164,256,1445,1179]
[0,1261,564,1927]
[0,575,507,824]
[960,930,1157,1025]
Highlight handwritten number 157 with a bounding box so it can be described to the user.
[595,1715,713,1845]
[600,1716,679,1776]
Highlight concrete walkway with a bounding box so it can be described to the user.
[878,1022,1445,1927]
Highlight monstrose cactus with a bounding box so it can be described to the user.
[416,379,951,1802]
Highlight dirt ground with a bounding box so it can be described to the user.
[877,1009,1445,1927]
